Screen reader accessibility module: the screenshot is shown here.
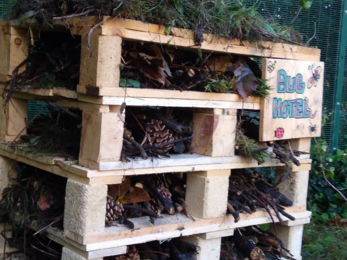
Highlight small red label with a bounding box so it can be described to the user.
[274,127,285,138]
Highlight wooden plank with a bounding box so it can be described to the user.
[260,58,324,141]
[77,93,260,109]
[65,208,310,245]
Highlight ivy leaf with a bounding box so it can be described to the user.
[165,25,172,35]
[300,0,313,10]
[11,10,38,26]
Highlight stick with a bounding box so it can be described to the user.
[305,22,317,46]
[288,7,302,25]
[53,9,95,20]
[129,110,152,144]
[33,214,63,236]
[88,17,112,48]
[123,133,148,159]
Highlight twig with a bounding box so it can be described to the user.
[288,7,302,25]
[122,204,159,218]
[53,9,95,20]
[313,137,347,202]
[129,110,152,144]
[138,251,170,257]
[88,16,113,48]
[305,22,316,46]
[123,133,148,159]
[33,214,63,236]
[31,244,59,258]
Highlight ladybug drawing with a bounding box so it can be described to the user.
[274,127,285,138]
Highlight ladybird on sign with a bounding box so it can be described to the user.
[260,59,324,141]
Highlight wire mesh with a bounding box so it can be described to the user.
[246,0,344,150]
[0,0,12,19]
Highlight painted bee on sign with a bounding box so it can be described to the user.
[274,127,285,138]
[308,65,322,89]
[267,61,276,73]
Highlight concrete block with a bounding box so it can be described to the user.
[182,235,221,260]
[64,179,107,236]
[269,224,304,260]
[274,170,309,207]
[186,170,230,219]
[62,247,103,260]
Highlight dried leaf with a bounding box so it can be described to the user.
[151,45,172,77]
[227,57,258,100]
[120,187,151,204]
[108,178,131,197]
[37,193,51,211]
[142,66,166,84]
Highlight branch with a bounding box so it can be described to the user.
[288,7,302,25]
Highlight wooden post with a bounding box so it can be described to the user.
[0,97,27,142]
[77,32,122,95]
[78,105,124,170]
[192,109,237,157]
[0,26,29,82]
[274,169,310,208]
[185,170,230,219]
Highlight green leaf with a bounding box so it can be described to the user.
[329,166,335,172]
[321,145,327,152]
[120,78,140,88]
[336,149,344,157]
[165,26,172,35]
[300,0,313,10]
[172,0,184,14]
[11,11,38,26]
[263,23,276,36]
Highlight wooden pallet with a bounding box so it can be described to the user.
[0,153,311,259]
[0,17,320,104]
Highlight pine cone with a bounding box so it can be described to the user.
[105,199,124,222]
[146,119,174,153]
[114,246,140,260]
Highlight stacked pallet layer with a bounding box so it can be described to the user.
[0,16,321,260]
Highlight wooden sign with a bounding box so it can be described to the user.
[259,58,324,141]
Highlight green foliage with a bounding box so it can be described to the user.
[9,0,303,44]
[204,78,235,93]
[308,138,347,222]
[302,223,347,259]
[236,129,269,164]
[252,78,271,99]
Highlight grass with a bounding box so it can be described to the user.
[302,223,347,260]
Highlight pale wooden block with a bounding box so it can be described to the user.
[79,33,122,91]
[192,112,236,157]
[0,97,27,140]
[182,235,221,260]
[290,138,311,154]
[186,170,230,219]
[64,179,107,237]
[269,224,304,260]
[0,27,29,79]
[78,108,124,170]
[274,170,309,207]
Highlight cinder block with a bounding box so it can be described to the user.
[182,235,221,260]
[62,247,102,260]
[186,170,230,219]
[64,179,107,237]
[274,170,309,207]
[269,224,304,260]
